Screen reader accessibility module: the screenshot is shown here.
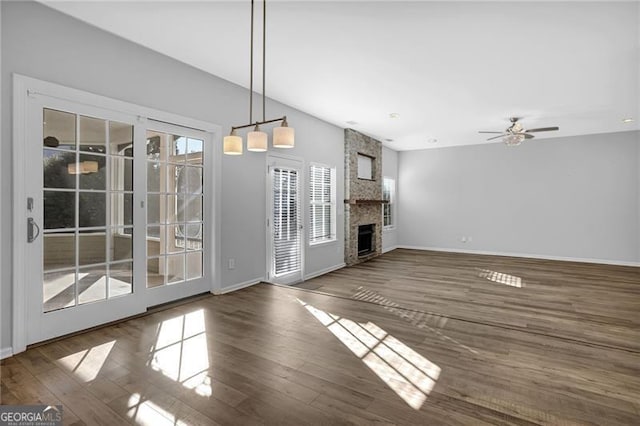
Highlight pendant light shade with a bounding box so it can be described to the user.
[247,125,268,152]
[273,118,295,148]
[223,130,243,155]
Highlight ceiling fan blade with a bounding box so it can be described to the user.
[478,131,503,134]
[486,134,507,141]
[525,126,559,133]
[523,133,535,139]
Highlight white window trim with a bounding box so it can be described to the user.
[309,163,337,246]
[382,176,396,231]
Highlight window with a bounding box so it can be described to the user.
[309,164,336,244]
[382,177,395,228]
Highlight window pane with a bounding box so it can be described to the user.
[184,196,202,222]
[43,149,76,189]
[44,231,76,271]
[177,166,202,194]
[43,269,77,312]
[169,136,187,163]
[79,192,106,227]
[44,109,76,150]
[168,194,185,223]
[78,265,107,305]
[79,115,106,154]
[78,154,106,190]
[109,121,133,156]
[78,230,106,266]
[44,191,75,229]
[187,139,203,165]
[146,135,163,161]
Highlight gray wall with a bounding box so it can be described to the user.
[382,146,398,252]
[1,1,344,350]
[398,131,640,264]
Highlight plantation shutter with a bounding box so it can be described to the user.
[272,167,301,276]
[309,165,333,244]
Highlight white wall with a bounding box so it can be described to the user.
[1,2,344,350]
[382,146,398,252]
[398,131,640,265]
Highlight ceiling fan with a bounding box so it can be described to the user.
[479,117,559,146]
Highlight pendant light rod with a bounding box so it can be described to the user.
[231,116,287,131]
[249,0,255,124]
[262,0,266,122]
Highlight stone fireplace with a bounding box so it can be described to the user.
[344,129,384,266]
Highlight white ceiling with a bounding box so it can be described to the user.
[42,1,639,151]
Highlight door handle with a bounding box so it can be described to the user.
[27,217,40,243]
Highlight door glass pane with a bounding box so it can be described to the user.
[78,230,106,266]
[43,269,77,312]
[79,115,106,154]
[78,265,107,304]
[78,154,106,190]
[43,232,76,271]
[110,228,133,261]
[110,262,133,297]
[44,109,76,150]
[43,149,76,189]
[110,157,133,191]
[109,121,133,156]
[166,254,185,284]
[186,252,203,279]
[111,193,133,227]
[147,258,164,288]
[146,129,205,287]
[272,167,301,277]
[44,191,75,229]
[79,192,106,227]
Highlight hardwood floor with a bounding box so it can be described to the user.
[2,249,639,425]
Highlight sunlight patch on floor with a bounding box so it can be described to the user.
[478,269,523,288]
[57,340,115,382]
[127,392,187,426]
[148,309,211,397]
[298,299,440,410]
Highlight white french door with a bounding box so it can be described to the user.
[19,84,215,346]
[143,121,212,307]
[24,96,146,344]
[267,156,304,285]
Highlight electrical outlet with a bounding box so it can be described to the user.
[461,236,467,243]
[228,258,235,270]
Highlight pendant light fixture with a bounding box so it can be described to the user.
[223,0,294,155]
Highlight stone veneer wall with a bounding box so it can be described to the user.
[344,129,383,266]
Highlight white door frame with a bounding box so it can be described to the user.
[265,153,305,285]
[12,74,222,354]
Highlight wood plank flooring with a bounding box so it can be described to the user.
[2,249,639,425]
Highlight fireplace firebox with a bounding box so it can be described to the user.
[358,224,375,256]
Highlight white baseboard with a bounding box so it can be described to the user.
[304,263,346,281]
[216,277,264,295]
[397,245,640,267]
[0,347,13,360]
[382,245,398,254]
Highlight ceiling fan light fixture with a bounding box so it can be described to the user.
[503,133,525,146]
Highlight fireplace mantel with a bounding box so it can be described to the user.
[344,199,389,205]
